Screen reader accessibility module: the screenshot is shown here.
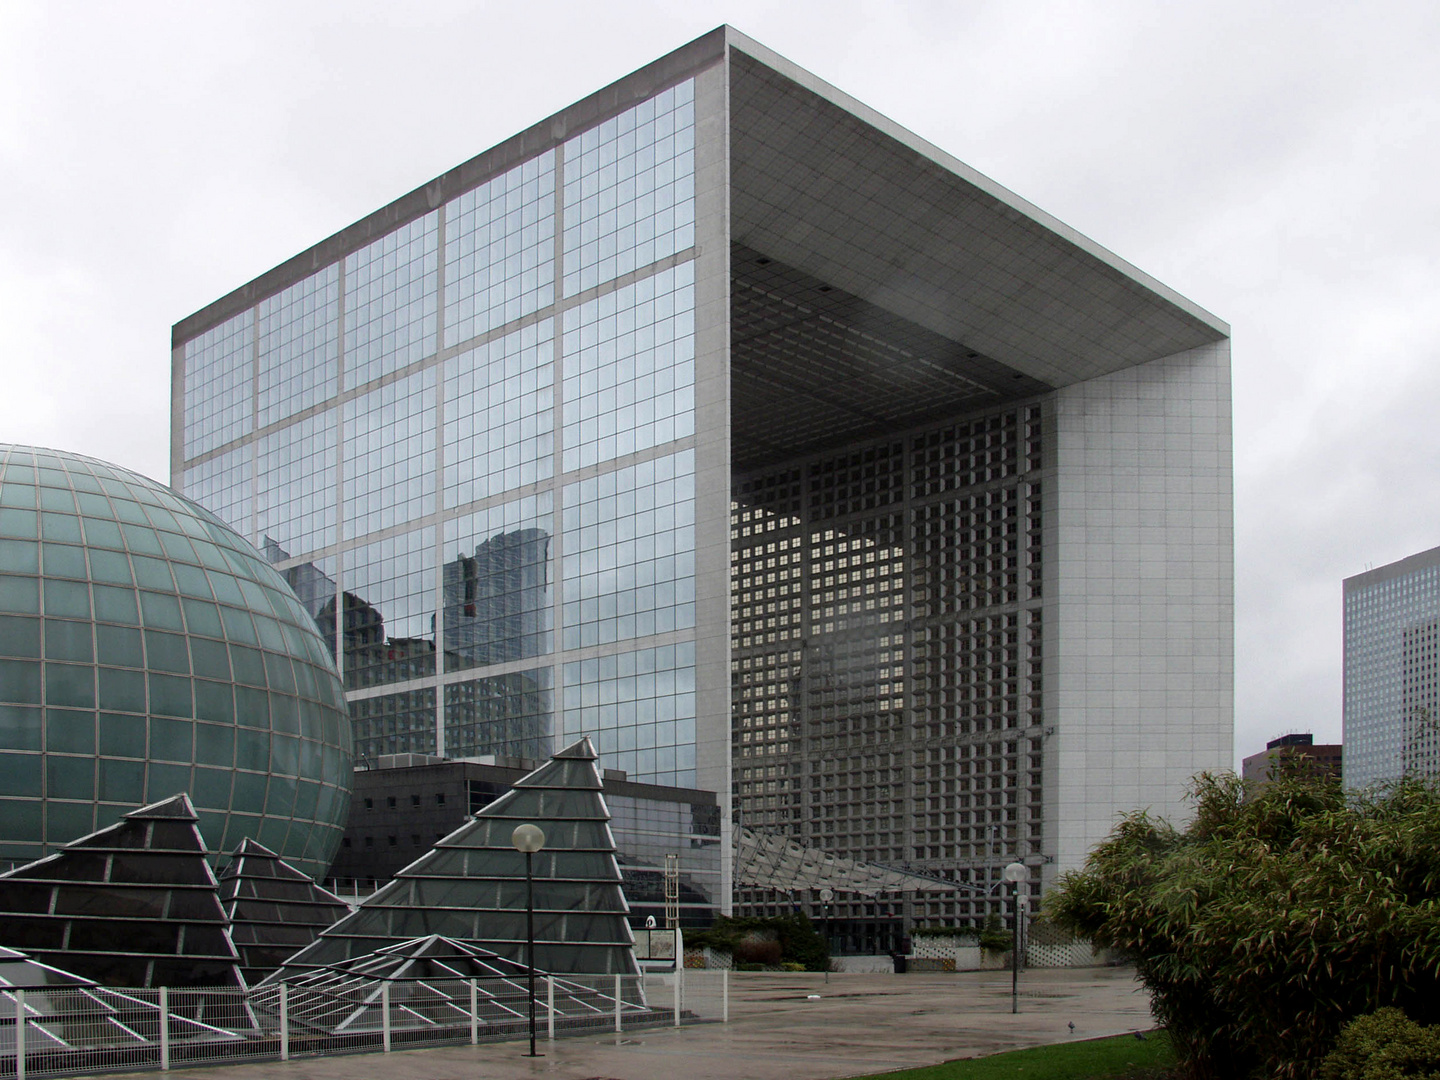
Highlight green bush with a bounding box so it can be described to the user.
[687,913,830,972]
[1320,1009,1440,1080]
[1047,773,1440,1080]
[913,925,981,942]
[978,914,1012,953]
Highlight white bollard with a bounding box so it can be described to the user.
[159,986,170,1071]
[722,968,729,1024]
[613,973,622,1032]
[15,988,25,1080]
[279,984,289,1061]
[672,970,680,1027]
[547,975,555,1041]
[382,982,391,1052]
[469,979,478,1045]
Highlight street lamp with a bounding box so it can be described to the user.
[512,823,546,1057]
[819,888,833,985]
[1003,862,1027,1015]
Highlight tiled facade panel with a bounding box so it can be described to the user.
[731,405,1046,926]
[178,76,710,794]
[1046,341,1234,876]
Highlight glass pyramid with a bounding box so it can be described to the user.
[0,794,245,988]
[267,738,638,978]
[218,839,352,986]
[249,934,645,1035]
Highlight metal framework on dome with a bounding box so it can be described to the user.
[734,826,963,896]
[218,839,352,986]
[0,795,246,988]
[264,738,639,982]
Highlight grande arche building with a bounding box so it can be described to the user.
[172,27,1233,928]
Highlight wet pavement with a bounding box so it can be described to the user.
[117,967,1153,1080]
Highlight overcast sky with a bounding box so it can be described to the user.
[2,0,1437,767]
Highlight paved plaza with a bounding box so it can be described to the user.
[122,967,1153,1080]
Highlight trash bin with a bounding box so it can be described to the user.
[892,953,908,974]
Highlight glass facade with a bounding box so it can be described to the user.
[1344,548,1440,788]
[177,78,699,790]
[0,445,352,878]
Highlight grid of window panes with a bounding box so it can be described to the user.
[442,493,552,671]
[730,406,1044,927]
[0,445,352,877]
[563,81,695,295]
[257,266,340,429]
[443,668,553,760]
[442,321,553,509]
[350,687,436,758]
[177,78,703,780]
[562,263,695,472]
[345,211,438,388]
[342,369,435,537]
[1344,558,1440,788]
[562,642,696,788]
[609,791,721,925]
[561,449,696,650]
[444,151,555,346]
[182,311,252,460]
[182,446,252,545]
[256,410,336,560]
[342,527,436,690]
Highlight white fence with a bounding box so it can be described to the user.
[1,971,729,1078]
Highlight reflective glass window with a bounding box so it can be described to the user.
[563,642,695,788]
[563,80,695,295]
[562,262,694,471]
[562,449,695,649]
[257,410,336,559]
[345,211,439,388]
[445,151,555,345]
[341,527,436,689]
[443,667,553,762]
[442,320,552,507]
[442,493,552,671]
[181,446,253,544]
[342,369,435,537]
[182,311,253,459]
[258,265,340,428]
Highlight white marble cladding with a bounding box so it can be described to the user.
[1044,340,1234,877]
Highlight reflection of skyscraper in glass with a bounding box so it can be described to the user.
[174,28,1233,922]
[443,527,551,669]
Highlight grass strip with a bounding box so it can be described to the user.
[848,1031,1175,1080]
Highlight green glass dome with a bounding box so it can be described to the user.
[0,444,352,878]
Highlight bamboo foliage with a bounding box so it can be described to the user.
[1046,773,1440,1080]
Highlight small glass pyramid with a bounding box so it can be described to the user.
[0,794,245,988]
[218,838,352,986]
[249,934,645,1035]
[266,738,639,979]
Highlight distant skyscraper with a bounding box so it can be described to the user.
[1344,545,1440,788]
[172,27,1233,924]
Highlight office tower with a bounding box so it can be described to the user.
[173,27,1233,921]
[1344,544,1440,788]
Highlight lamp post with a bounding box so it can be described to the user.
[1003,862,1026,1015]
[819,888,833,985]
[512,823,546,1057]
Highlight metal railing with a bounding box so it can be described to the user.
[1,970,729,1077]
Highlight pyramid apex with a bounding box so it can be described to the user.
[553,736,598,761]
[124,793,199,821]
[233,837,279,857]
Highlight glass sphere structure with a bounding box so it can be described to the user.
[0,444,352,878]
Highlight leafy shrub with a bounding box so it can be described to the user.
[978,913,1013,953]
[780,961,806,972]
[1319,1009,1440,1080]
[912,924,981,942]
[1047,773,1440,1080]
[734,938,782,965]
[687,913,830,972]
